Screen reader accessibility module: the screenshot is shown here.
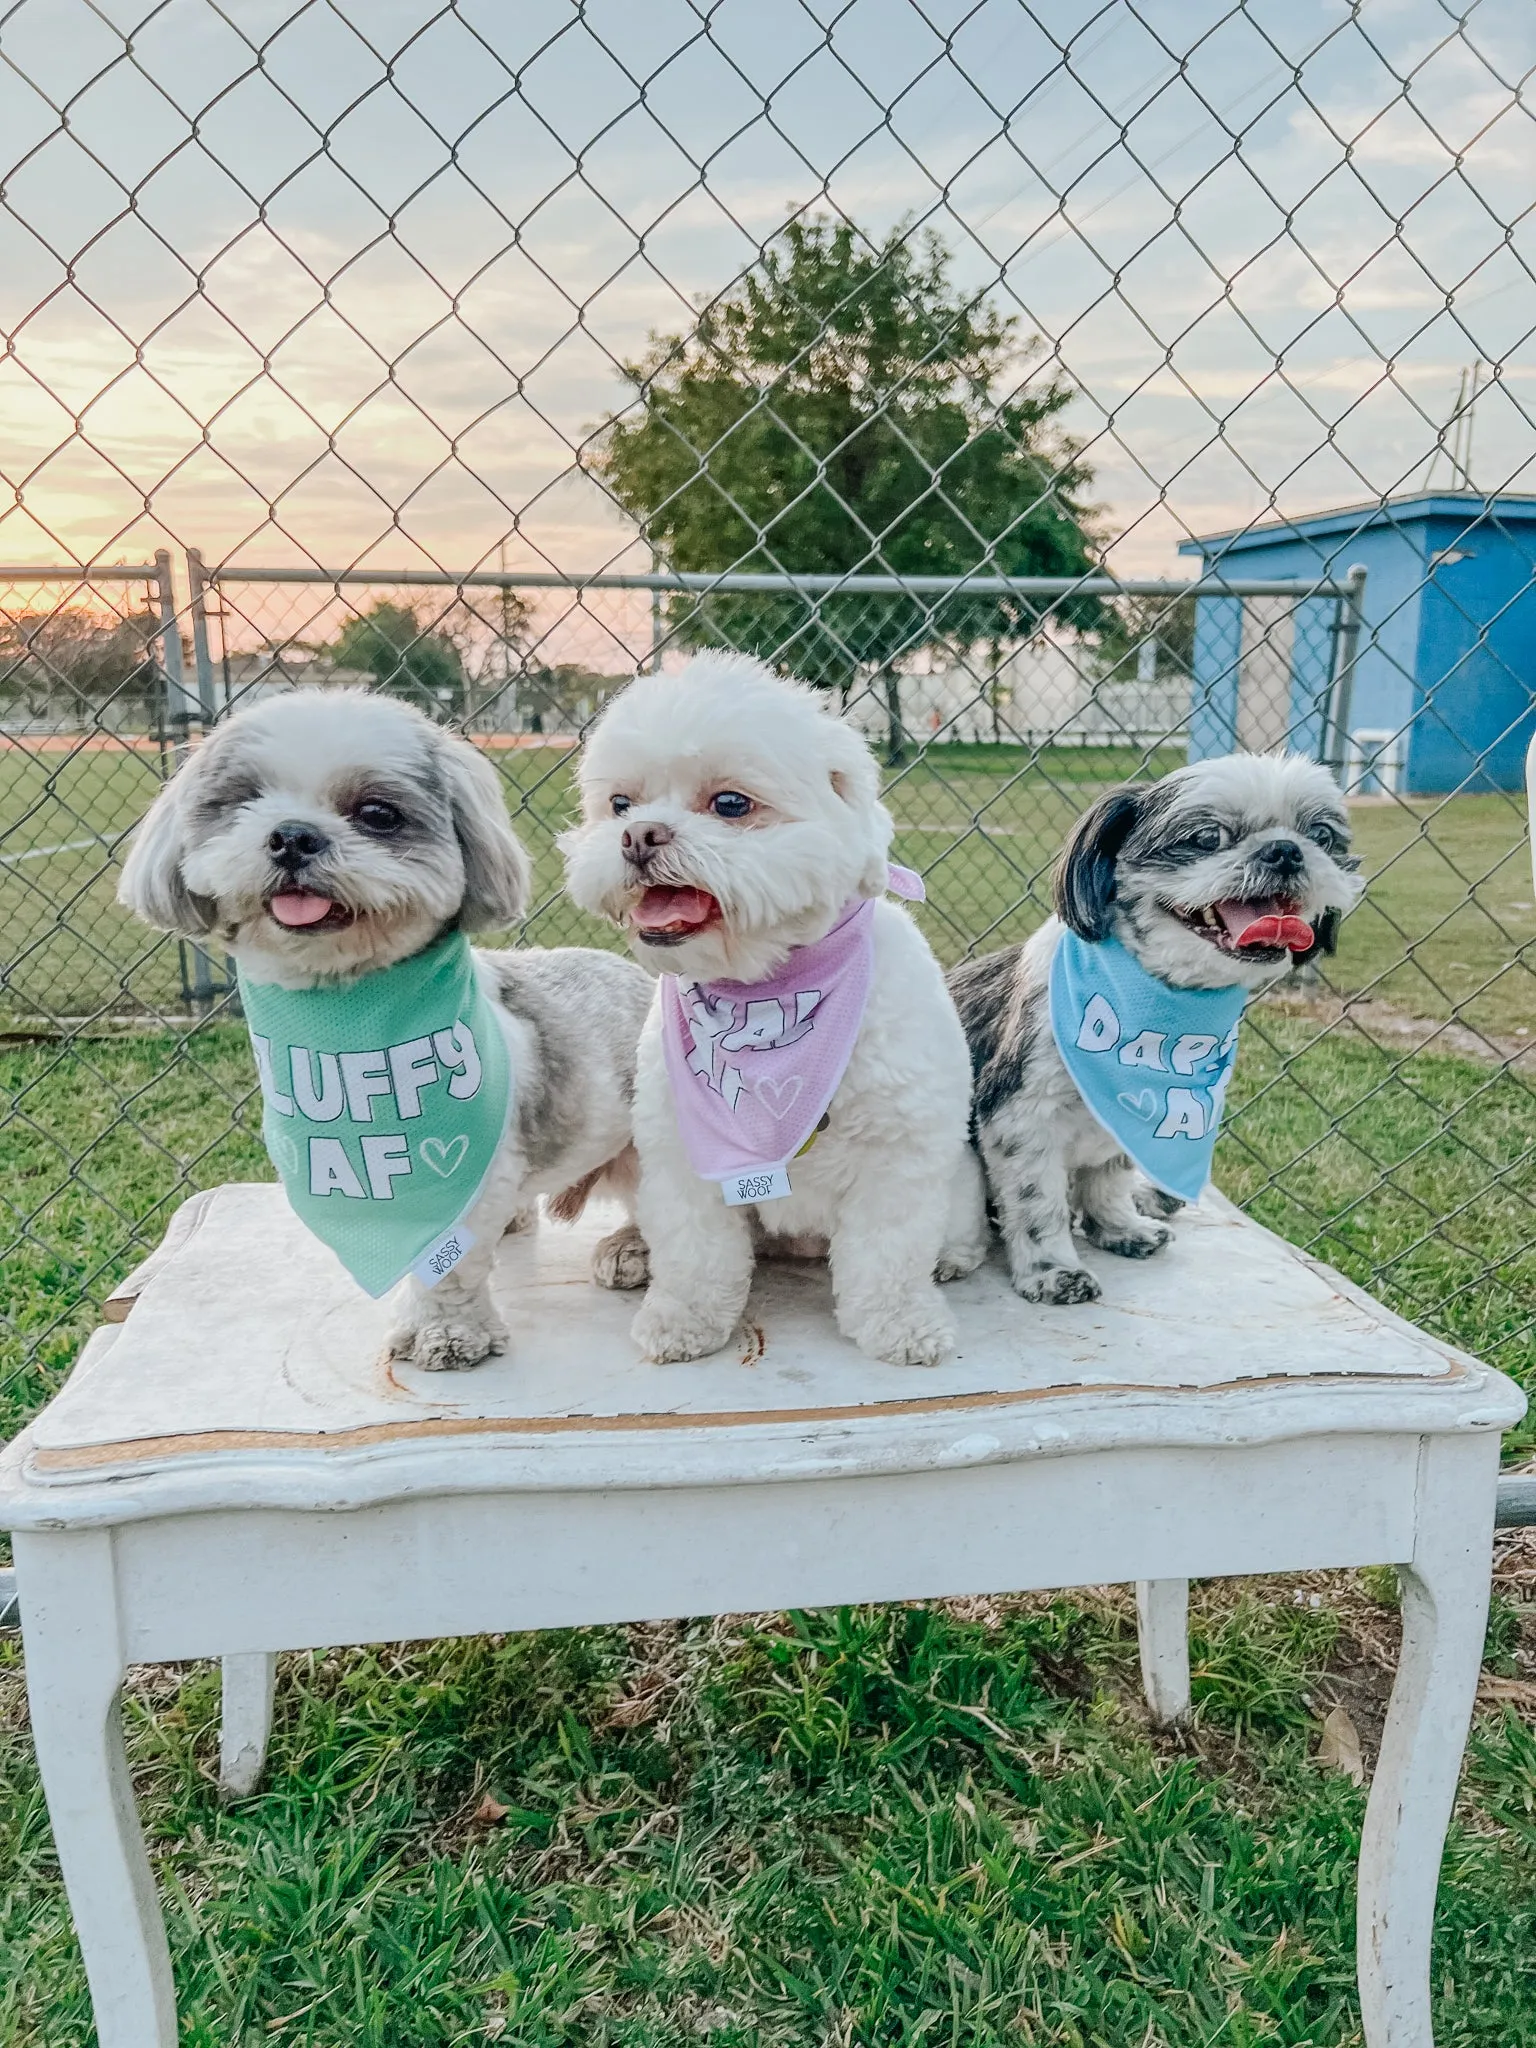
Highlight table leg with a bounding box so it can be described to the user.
[1358,1433,1497,2048]
[1135,1578,1191,1726]
[14,1529,177,2048]
[219,1652,277,1800]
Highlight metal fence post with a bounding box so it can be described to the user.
[154,549,216,1014]
[153,550,198,734]
[185,549,219,725]
[184,550,238,1008]
[1325,564,1369,783]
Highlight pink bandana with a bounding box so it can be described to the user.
[660,864,924,1206]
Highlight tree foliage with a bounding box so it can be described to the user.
[0,608,160,724]
[330,602,464,712]
[597,217,1101,693]
[1095,591,1197,683]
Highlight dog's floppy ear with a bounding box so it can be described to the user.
[1291,904,1342,967]
[117,768,218,937]
[826,725,893,899]
[438,729,532,931]
[1053,784,1145,941]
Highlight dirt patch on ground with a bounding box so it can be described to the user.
[1266,987,1535,1070]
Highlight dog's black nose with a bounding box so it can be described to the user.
[621,820,674,868]
[268,819,330,871]
[1253,837,1305,877]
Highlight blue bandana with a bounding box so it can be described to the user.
[1048,928,1248,1203]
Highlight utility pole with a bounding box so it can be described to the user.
[498,539,516,731]
[1423,361,1485,491]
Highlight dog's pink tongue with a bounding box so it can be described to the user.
[1214,896,1314,952]
[633,886,717,934]
[269,891,335,928]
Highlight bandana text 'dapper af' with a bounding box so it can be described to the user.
[660,864,925,1206]
[238,930,513,1296]
[1048,928,1248,1204]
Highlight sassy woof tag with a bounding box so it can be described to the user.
[411,1227,475,1286]
[721,1165,793,1206]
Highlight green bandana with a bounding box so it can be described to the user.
[238,930,513,1298]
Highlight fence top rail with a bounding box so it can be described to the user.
[199,566,1354,601]
[0,565,160,582]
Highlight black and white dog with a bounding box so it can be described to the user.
[947,753,1362,1305]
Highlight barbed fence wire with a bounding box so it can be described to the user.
[1,0,1533,1423]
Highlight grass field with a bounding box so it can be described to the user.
[3,737,1535,2042]
[4,736,1123,1018]
[5,1568,1536,2045]
[4,740,1533,1038]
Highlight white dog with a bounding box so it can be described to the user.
[118,688,652,1368]
[948,753,1363,1304]
[561,654,986,1368]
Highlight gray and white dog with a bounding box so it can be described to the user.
[118,688,652,1369]
[947,753,1362,1305]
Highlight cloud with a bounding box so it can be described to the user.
[1,0,1531,584]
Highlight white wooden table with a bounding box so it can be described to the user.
[0,1185,1523,2048]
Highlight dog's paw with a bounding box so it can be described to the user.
[386,1311,506,1372]
[592,1223,650,1290]
[1080,1216,1171,1259]
[1015,1263,1101,1306]
[934,1235,988,1283]
[1135,1185,1183,1221]
[843,1291,955,1367]
[631,1293,737,1363]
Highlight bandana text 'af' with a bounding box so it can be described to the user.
[661,864,923,1205]
[239,930,513,1296]
[1048,928,1248,1204]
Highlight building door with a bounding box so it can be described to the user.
[1235,597,1295,752]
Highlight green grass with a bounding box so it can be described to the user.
[0,740,1179,1019]
[2,1021,1533,2041]
[4,1580,1536,2044]
[1220,1014,1536,1434]
[0,1029,270,1440]
[6,740,1533,1040]
[1337,797,1536,1042]
[4,737,1536,2042]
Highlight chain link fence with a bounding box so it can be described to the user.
[2,1,1533,1429]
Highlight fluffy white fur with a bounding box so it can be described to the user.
[948,752,1364,1304]
[118,688,652,1368]
[561,653,987,1368]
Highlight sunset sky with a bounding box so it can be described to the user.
[1,0,1532,646]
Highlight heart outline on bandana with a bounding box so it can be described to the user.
[754,1074,804,1120]
[421,1133,470,1177]
[269,1131,300,1176]
[1117,1088,1159,1123]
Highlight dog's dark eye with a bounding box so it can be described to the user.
[354,799,404,835]
[1187,825,1226,853]
[1306,821,1343,853]
[610,794,632,817]
[709,790,754,820]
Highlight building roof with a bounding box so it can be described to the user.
[1179,491,1536,556]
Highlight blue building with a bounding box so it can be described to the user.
[1179,492,1536,794]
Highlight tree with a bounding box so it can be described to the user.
[0,607,160,728]
[1095,591,1196,685]
[330,602,464,714]
[597,217,1101,751]
[432,592,536,730]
